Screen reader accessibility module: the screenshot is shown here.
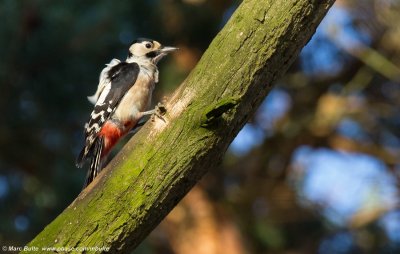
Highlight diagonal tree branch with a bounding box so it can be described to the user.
[25,0,335,253]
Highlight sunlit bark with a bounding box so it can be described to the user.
[25,0,335,253]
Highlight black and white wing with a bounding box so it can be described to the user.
[76,61,140,167]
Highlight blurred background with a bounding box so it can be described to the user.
[0,0,399,253]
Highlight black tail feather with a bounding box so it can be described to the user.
[84,136,104,188]
[76,147,86,168]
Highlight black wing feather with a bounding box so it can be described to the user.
[76,62,140,167]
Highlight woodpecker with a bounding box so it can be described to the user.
[76,38,178,187]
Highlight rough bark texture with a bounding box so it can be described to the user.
[25,0,335,253]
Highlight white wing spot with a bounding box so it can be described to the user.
[86,123,100,133]
[91,111,105,119]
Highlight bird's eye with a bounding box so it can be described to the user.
[145,43,152,49]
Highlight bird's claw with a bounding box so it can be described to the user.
[152,102,167,122]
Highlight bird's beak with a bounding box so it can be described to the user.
[153,46,178,63]
[159,46,179,53]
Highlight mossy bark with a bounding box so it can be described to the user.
[25,0,335,253]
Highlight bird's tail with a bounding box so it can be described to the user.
[76,146,87,168]
[84,136,104,188]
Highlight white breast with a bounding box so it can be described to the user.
[113,70,155,123]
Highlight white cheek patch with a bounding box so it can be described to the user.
[130,44,149,57]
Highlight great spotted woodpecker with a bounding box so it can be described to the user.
[76,38,178,187]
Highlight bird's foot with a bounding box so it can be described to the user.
[152,102,167,122]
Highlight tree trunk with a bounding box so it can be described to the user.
[25,0,335,253]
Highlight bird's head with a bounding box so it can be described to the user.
[127,38,178,64]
